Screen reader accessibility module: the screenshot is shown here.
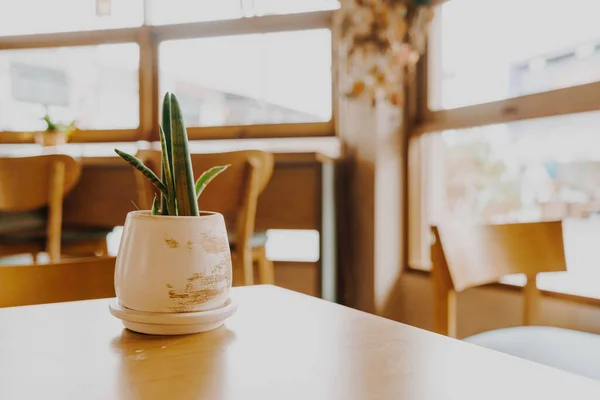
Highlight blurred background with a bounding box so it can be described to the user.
[4,0,600,338]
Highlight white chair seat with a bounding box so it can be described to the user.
[465,326,600,381]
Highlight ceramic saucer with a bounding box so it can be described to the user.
[109,298,237,335]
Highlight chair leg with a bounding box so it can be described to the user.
[96,238,109,256]
[241,249,254,286]
[255,247,275,285]
[46,161,65,263]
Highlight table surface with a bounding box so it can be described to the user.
[0,286,599,400]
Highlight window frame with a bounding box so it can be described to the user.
[0,10,336,143]
[408,0,600,297]
[416,3,600,135]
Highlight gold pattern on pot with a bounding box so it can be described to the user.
[164,236,179,248]
[167,250,231,312]
[198,233,229,254]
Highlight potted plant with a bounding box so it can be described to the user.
[35,114,76,146]
[109,92,235,335]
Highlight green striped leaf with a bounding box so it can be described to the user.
[114,149,168,197]
[195,165,229,200]
[151,194,159,215]
[160,92,174,214]
[161,92,174,169]
[159,126,176,215]
[170,93,199,216]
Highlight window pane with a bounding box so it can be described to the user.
[0,44,139,131]
[0,0,143,36]
[148,0,338,25]
[252,0,339,16]
[432,113,600,289]
[266,229,320,262]
[435,112,600,224]
[147,0,243,25]
[431,0,600,110]
[159,30,332,127]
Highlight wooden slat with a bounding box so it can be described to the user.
[69,129,141,143]
[407,266,600,310]
[0,28,140,49]
[0,155,81,211]
[81,157,139,166]
[0,130,141,144]
[46,161,65,262]
[434,221,567,292]
[80,152,335,166]
[541,289,600,307]
[415,81,600,134]
[0,123,335,144]
[255,163,320,231]
[0,123,334,144]
[138,27,158,141]
[62,164,139,228]
[0,257,116,308]
[0,131,35,144]
[274,152,334,165]
[274,262,318,297]
[431,227,456,336]
[186,121,334,140]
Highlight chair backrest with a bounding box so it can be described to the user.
[136,150,274,285]
[136,150,273,216]
[0,155,81,261]
[431,221,567,337]
[0,257,116,307]
[0,155,81,212]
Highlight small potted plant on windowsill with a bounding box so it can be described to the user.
[35,114,77,146]
[109,92,235,335]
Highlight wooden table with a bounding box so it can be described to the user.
[0,286,598,399]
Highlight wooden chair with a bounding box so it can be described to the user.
[0,256,116,307]
[432,221,600,381]
[136,150,274,286]
[0,155,81,262]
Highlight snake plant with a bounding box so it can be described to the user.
[115,92,229,216]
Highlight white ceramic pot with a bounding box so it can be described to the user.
[115,210,232,313]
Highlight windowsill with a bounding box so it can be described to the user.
[0,137,341,159]
[406,266,600,306]
[500,272,600,302]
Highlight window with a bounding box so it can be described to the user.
[0,44,140,131]
[433,112,600,224]
[0,0,143,36]
[426,113,600,291]
[266,229,320,262]
[432,0,600,110]
[411,1,600,299]
[0,1,335,143]
[159,30,332,128]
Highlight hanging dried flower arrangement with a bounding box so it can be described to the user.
[338,0,436,107]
